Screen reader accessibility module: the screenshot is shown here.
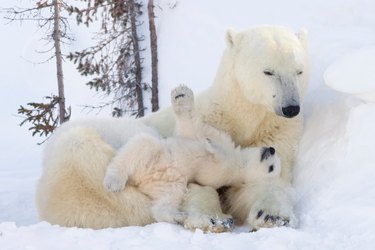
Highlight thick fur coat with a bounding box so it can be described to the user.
[36,26,309,231]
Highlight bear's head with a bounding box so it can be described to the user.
[226,26,309,118]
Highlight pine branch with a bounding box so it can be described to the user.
[17,95,71,140]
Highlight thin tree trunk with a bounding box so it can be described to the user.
[129,0,144,117]
[52,0,67,124]
[148,0,159,112]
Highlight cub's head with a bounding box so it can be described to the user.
[226,26,309,118]
[241,146,281,180]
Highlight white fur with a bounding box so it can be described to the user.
[103,85,280,228]
[36,85,280,232]
[142,26,309,230]
[36,26,308,231]
[36,126,154,229]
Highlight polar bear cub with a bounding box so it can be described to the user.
[103,85,281,226]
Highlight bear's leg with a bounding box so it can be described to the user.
[182,183,234,233]
[103,133,164,192]
[221,178,297,231]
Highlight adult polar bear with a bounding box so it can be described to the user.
[36,26,309,231]
[142,25,309,229]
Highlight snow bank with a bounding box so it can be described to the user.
[324,47,375,102]
[3,98,375,250]
[0,222,311,250]
[294,97,375,249]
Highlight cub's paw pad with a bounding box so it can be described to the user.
[103,173,126,192]
[174,93,185,99]
[171,85,194,101]
[171,85,194,114]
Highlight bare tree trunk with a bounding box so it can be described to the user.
[129,0,144,117]
[52,0,67,124]
[148,0,159,112]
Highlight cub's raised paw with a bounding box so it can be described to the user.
[103,171,127,192]
[171,85,194,116]
[184,214,234,233]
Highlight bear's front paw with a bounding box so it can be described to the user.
[171,85,194,116]
[249,210,291,232]
[247,191,297,231]
[183,214,234,233]
[103,172,127,192]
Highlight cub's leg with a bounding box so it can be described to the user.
[171,84,198,138]
[103,133,163,192]
[171,85,234,232]
[171,84,227,145]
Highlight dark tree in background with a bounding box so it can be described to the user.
[2,0,161,142]
[2,0,71,140]
[68,0,156,117]
[148,0,159,112]
[52,0,69,124]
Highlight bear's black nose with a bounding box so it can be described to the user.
[282,105,300,118]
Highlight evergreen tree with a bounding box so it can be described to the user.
[67,0,149,117]
[3,0,71,141]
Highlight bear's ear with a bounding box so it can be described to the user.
[226,28,237,48]
[296,28,308,47]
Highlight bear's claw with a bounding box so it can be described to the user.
[249,208,293,232]
[184,215,234,233]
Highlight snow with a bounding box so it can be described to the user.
[1,0,375,249]
[324,47,375,102]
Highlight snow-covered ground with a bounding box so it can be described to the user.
[1,0,375,249]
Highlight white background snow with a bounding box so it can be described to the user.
[1,0,375,249]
